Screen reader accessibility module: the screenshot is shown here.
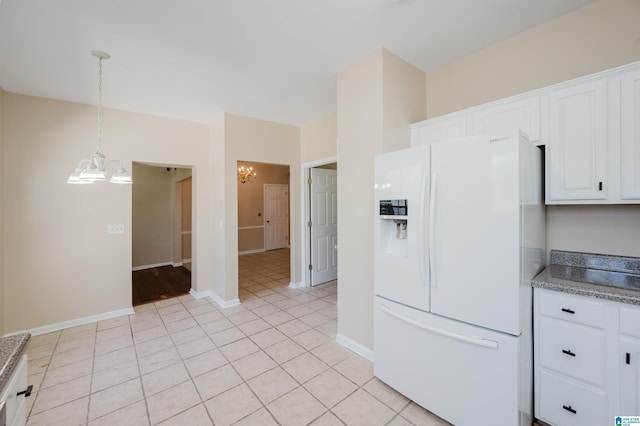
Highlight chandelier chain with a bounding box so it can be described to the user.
[97,55,103,153]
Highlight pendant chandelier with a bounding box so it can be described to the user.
[238,164,257,184]
[67,50,132,185]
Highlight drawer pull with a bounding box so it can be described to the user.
[562,405,577,414]
[17,385,33,398]
[561,308,575,314]
[562,349,576,357]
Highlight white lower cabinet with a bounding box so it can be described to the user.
[535,289,640,425]
[0,354,28,426]
[619,337,640,415]
[538,370,606,426]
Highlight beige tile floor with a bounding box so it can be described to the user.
[24,249,449,425]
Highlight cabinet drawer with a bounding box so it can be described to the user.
[538,317,605,387]
[538,289,604,328]
[538,370,606,426]
[620,306,640,338]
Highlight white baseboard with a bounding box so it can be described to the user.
[238,249,266,255]
[288,281,306,289]
[190,289,241,309]
[172,262,183,267]
[4,307,135,337]
[336,333,374,362]
[132,262,173,271]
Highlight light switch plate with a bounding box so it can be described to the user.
[107,224,125,234]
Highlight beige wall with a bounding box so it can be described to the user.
[132,164,174,268]
[0,87,4,334]
[426,0,640,118]
[424,0,640,259]
[300,113,337,164]
[237,162,289,252]
[224,113,301,295]
[2,93,216,333]
[337,48,426,351]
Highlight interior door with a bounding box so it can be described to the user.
[429,135,521,335]
[264,184,289,250]
[310,168,338,286]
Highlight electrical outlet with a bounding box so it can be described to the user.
[107,224,125,234]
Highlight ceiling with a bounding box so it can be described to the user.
[0,0,595,126]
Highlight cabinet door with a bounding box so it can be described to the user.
[410,114,467,147]
[470,96,541,143]
[620,337,640,415]
[621,69,640,200]
[547,80,608,202]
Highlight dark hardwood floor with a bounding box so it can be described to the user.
[132,265,191,306]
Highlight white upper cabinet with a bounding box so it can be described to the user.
[546,80,609,203]
[410,113,467,146]
[411,60,640,205]
[410,95,540,146]
[470,96,541,143]
[620,69,640,200]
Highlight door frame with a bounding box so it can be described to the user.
[299,156,337,288]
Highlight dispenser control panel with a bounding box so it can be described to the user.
[379,199,408,218]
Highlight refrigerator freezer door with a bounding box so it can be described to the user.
[429,133,524,335]
[374,146,430,311]
[374,297,527,426]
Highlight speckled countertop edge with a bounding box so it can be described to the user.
[533,250,640,305]
[0,333,30,396]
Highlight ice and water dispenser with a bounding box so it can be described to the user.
[378,199,409,256]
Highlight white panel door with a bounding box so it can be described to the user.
[547,80,608,202]
[621,69,640,200]
[430,134,522,335]
[264,184,289,250]
[310,168,338,286]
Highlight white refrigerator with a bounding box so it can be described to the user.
[373,130,545,426]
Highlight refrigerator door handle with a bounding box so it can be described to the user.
[380,304,499,349]
[429,173,437,288]
[418,172,428,287]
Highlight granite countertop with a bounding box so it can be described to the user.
[532,250,640,305]
[0,333,30,396]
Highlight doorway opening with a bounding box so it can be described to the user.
[131,163,194,306]
[303,160,338,287]
[237,161,291,298]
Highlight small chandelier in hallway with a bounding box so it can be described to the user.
[238,163,257,184]
[67,50,133,185]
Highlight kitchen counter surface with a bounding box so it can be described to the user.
[532,250,640,305]
[0,333,30,396]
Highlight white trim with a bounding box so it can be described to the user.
[181,230,192,235]
[189,289,241,309]
[181,258,192,264]
[335,333,374,362]
[238,226,264,230]
[239,249,266,255]
[132,262,173,271]
[300,156,338,288]
[172,262,184,267]
[288,280,306,289]
[3,307,135,337]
